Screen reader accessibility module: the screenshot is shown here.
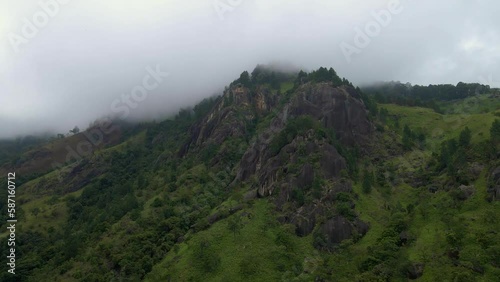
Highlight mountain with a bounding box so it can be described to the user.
[1,66,499,281]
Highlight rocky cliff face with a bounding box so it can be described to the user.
[289,83,372,147]
[179,85,279,157]
[235,83,372,195]
[181,81,373,246]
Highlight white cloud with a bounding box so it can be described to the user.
[0,0,499,138]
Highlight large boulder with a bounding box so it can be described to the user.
[314,216,369,250]
[297,163,314,188]
[492,166,500,183]
[252,135,347,197]
[178,85,279,157]
[288,84,373,148]
[407,263,424,280]
[458,184,476,200]
[292,214,316,237]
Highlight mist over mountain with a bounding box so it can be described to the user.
[2,2,500,281]
[1,62,499,281]
[1,0,500,138]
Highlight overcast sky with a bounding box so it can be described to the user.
[0,0,499,138]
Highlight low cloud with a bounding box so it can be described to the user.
[0,0,499,138]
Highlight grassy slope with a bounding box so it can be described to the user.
[280,82,294,93]
[16,189,84,236]
[0,131,146,238]
[439,94,500,115]
[146,199,319,282]
[380,103,496,150]
[373,100,500,280]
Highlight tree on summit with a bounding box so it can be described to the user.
[295,70,308,85]
[309,67,343,86]
[238,71,251,88]
[328,67,342,87]
[69,126,80,135]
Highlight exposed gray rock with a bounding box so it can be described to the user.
[487,166,500,201]
[179,82,373,248]
[399,231,411,246]
[468,162,484,179]
[297,164,314,188]
[458,184,475,199]
[326,180,353,200]
[178,85,279,158]
[250,135,347,197]
[492,166,500,183]
[288,84,373,148]
[316,216,369,248]
[428,185,439,193]
[292,214,316,237]
[243,190,257,201]
[407,263,424,280]
[487,185,500,201]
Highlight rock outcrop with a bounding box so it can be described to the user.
[235,83,372,194]
[314,216,369,250]
[407,263,425,279]
[288,83,372,147]
[180,81,373,246]
[179,85,279,157]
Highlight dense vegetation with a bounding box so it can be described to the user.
[362,81,498,113]
[0,65,499,281]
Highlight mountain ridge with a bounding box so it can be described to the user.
[1,66,499,281]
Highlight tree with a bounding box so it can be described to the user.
[438,141,450,170]
[269,71,280,90]
[227,214,243,238]
[69,126,80,135]
[238,71,251,88]
[31,207,40,217]
[491,119,500,143]
[192,238,220,273]
[402,125,413,150]
[295,70,308,85]
[359,89,378,117]
[239,255,259,277]
[379,108,388,123]
[312,177,322,199]
[447,138,458,155]
[417,132,426,146]
[329,67,343,87]
[313,67,330,82]
[362,169,372,194]
[251,65,263,84]
[451,147,468,183]
[459,127,471,147]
